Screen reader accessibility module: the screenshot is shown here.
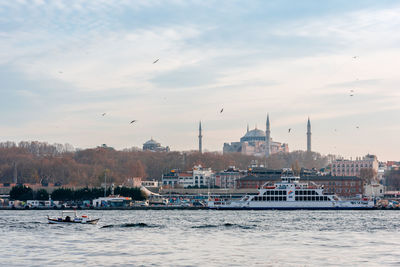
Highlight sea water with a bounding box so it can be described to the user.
[1,210,399,266]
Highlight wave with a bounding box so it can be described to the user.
[101,223,159,229]
[192,223,256,229]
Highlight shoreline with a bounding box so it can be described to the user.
[0,206,398,211]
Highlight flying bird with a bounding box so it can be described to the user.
[288,128,291,133]
[220,108,224,114]
[58,71,63,74]
[102,113,106,116]
[130,120,137,124]
[352,56,358,59]
[153,59,159,64]
[350,94,354,97]
[356,126,359,129]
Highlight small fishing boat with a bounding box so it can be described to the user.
[48,211,99,224]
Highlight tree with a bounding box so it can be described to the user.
[10,185,33,201]
[35,189,49,200]
[385,169,400,190]
[359,168,377,184]
[51,188,74,201]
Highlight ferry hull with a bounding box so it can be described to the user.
[208,206,375,210]
[207,201,375,210]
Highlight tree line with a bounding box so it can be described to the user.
[9,185,144,201]
[0,141,329,186]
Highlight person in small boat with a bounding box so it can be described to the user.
[65,216,71,222]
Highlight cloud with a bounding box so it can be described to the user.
[0,1,399,160]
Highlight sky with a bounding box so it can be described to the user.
[0,0,399,161]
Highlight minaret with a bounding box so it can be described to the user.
[307,117,311,152]
[247,124,249,133]
[198,121,202,153]
[265,114,271,157]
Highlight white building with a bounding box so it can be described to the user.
[364,184,384,198]
[141,180,159,188]
[192,165,214,188]
[161,165,215,188]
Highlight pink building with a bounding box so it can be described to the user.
[330,154,378,177]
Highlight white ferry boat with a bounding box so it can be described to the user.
[207,175,374,210]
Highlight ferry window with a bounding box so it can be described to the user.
[263,196,266,201]
[267,197,270,201]
[283,197,287,201]
[312,196,315,201]
[295,191,298,195]
[295,196,298,201]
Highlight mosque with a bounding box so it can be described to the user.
[221,114,311,157]
[143,138,170,152]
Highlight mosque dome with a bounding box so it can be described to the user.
[243,129,266,138]
[144,138,159,146]
[240,128,266,143]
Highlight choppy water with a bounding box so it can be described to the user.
[1,210,400,266]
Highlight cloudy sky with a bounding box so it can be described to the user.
[0,0,399,160]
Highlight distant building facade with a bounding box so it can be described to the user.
[330,154,379,177]
[143,138,170,152]
[223,115,289,157]
[214,166,247,189]
[162,165,214,188]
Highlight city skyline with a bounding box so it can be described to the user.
[1,1,400,161]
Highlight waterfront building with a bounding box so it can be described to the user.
[223,114,289,157]
[143,138,170,152]
[364,183,384,198]
[330,154,379,177]
[162,165,214,188]
[141,180,159,188]
[193,165,214,188]
[214,166,247,189]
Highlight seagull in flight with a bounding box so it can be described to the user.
[102,113,106,116]
[352,56,358,59]
[153,59,159,64]
[220,108,224,114]
[288,128,291,133]
[356,126,359,129]
[130,120,137,124]
[58,71,63,74]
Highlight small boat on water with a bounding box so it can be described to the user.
[48,211,99,224]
